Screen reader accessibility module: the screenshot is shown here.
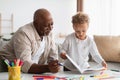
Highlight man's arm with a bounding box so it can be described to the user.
[28,60,60,74]
[28,64,50,74]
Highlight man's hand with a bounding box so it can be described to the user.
[60,53,67,59]
[48,60,60,73]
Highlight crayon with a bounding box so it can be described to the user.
[4,59,10,66]
[19,60,23,66]
[11,62,14,67]
[14,59,17,66]
[16,59,20,66]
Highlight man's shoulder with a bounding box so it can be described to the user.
[19,22,33,32]
[15,22,36,36]
[13,22,35,39]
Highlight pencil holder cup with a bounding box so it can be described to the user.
[8,66,21,80]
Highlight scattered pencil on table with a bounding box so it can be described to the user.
[110,69,120,72]
[80,76,84,80]
[33,75,84,80]
[90,74,109,79]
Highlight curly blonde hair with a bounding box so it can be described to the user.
[72,12,89,24]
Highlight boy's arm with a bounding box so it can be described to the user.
[89,39,107,68]
[89,39,105,64]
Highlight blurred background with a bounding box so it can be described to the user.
[0,0,120,44]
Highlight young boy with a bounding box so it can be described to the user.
[60,12,107,72]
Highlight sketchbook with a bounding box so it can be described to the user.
[66,54,105,73]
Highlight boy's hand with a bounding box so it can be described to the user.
[60,53,67,59]
[48,60,60,73]
[102,61,107,69]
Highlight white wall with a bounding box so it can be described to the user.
[0,0,76,43]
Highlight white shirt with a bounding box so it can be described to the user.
[32,37,45,64]
[61,33,104,71]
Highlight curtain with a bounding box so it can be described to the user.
[84,0,120,35]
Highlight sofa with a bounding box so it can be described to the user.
[92,35,120,70]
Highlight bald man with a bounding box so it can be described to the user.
[0,8,60,73]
